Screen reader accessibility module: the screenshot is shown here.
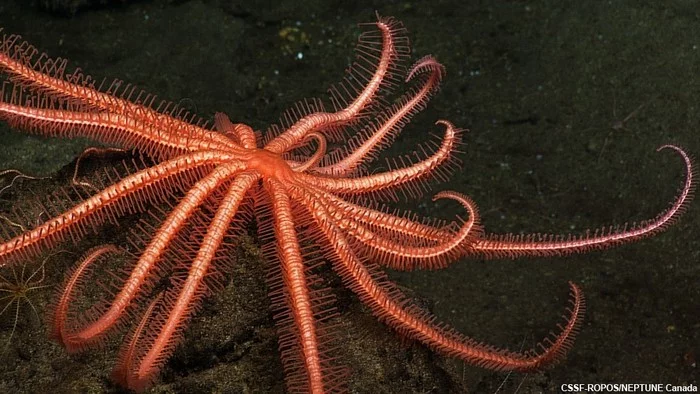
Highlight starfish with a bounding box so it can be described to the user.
[0,15,693,393]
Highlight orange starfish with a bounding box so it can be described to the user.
[0,16,693,393]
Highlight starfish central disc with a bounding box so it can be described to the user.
[247,148,295,181]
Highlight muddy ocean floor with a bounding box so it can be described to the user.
[0,1,698,392]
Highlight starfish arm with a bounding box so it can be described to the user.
[318,56,445,176]
[214,112,257,149]
[291,132,327,172]
[320,189,480,270]
[0,151,236,266]
[302,193,585,372]
[119,172,257,392]
[0,101,239,159]
[265,179,326,394]
[48,244,119,346]
[0,33,238,153]
[471,145,694,259]
[49,162,246,352]
[297,120,460,195]
[111,291,164,389]
[264,17,405,154]
[320,192,453,242]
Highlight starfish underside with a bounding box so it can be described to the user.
[0,16,693,393]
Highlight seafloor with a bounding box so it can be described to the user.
[0,0,697,393]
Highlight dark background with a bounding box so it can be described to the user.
[0,0,697,392]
